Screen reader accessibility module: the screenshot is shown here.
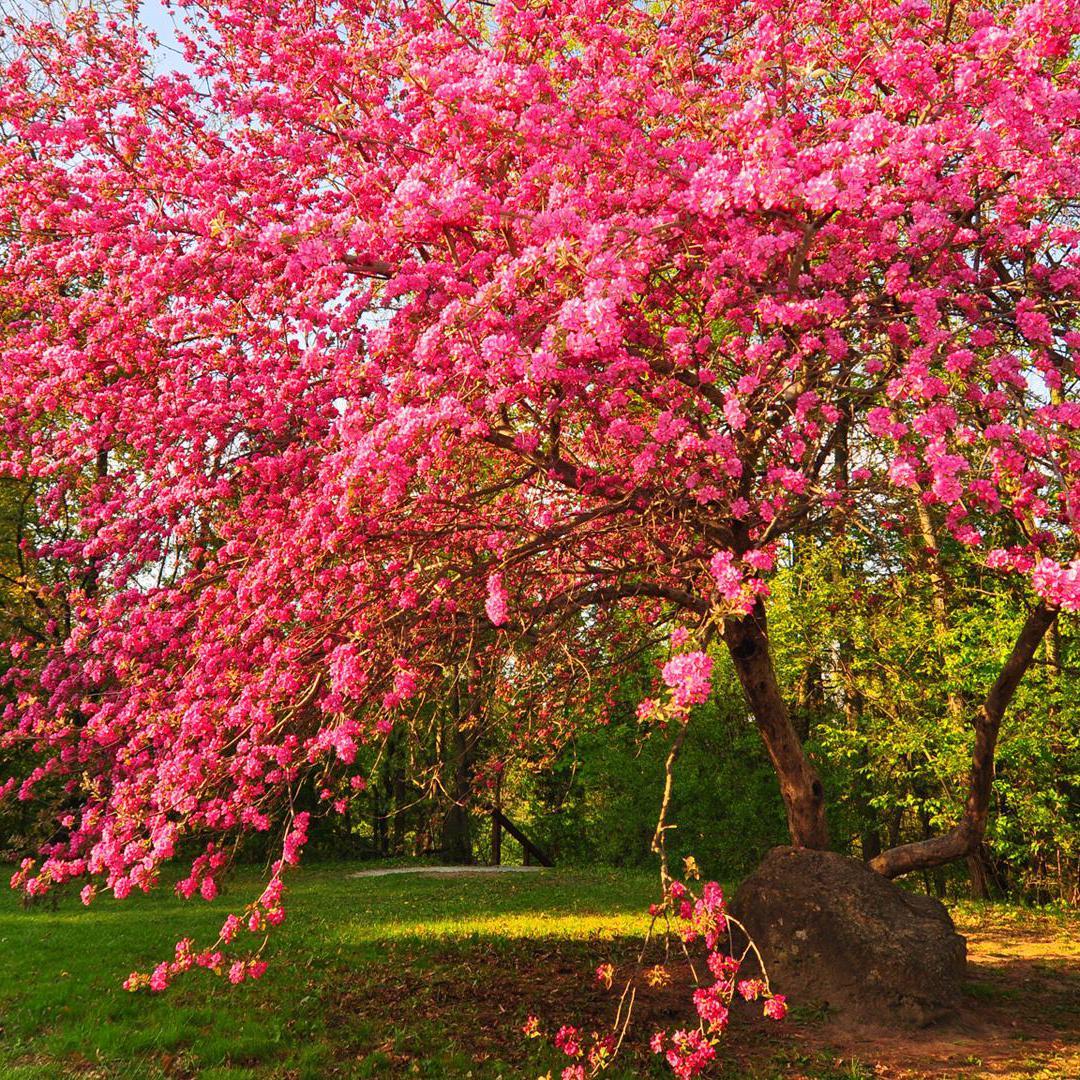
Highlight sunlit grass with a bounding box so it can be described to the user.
[5,864,1071,1078]
[340,908,651,943]
[0,862,659,1078]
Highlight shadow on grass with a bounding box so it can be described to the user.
[6,866,1075,1079]
[0,864,661,1079]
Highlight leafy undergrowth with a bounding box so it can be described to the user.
[0,863,1076,1079]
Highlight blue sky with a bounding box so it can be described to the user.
[140,0,188,73]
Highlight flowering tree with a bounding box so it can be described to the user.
[1,0,1078,991]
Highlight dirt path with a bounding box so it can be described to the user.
[730,905,1080,1078]
[350,864,543,878]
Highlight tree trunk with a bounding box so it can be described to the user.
[374,790,388,856]
[915,502,964,721]
[854,745,882,862]
[441,678,477,864]
[491,773,502,866]
[967,848,992,900]
[793,657,824,742]
[724,601,829,850]
[870,602,1057,878]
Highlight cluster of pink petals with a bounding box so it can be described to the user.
[651,1028,717,1080]
[553,1024,582,1058]
[1032,558,1080,611]
[661,652,714,709]
[485,573,511,627]
[122,937,265,994]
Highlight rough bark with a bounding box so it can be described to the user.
[915,502,964,721]
[441,674,482,864]
[724,601,829,849]
[966,847,992,900]
[792,656,823,742]
[441,684,475,864]
[871,602,1057,878]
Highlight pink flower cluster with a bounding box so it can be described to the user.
[708,552,770,614]
[553,1024,582,1058]
[485,572,511,627]
[122,937,266,994]
[1032,558,1080,611]
[651,1028,717,1080]
[661,652,714,709]
[648,878,788,1073]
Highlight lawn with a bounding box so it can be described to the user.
[1,863,1077,1080]
[0,863,663,1079]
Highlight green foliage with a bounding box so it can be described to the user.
[767,528,1080,902]
[497,647,787,879]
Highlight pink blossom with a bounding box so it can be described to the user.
[220,914,243,943]
[1032,558,1080,611]
[485,573,510,627]
[554,1024,582,1057]
[763,994,788,1020]
[738,978,768,1001]
[708,552,744,605]
[664,1028,717,1079]
[661,652,713,709]
[693,984,730,1031]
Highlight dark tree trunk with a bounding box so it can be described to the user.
[871,602,1057,878]
[724,601,829,850]
[440,679,478,864]
[793,657,824,742]
[967,848,992,900]
[374,790,388,856]
[391,772,407,855]
[442,802,472,864]
[861,816,882,862]
[491,773,502,866]
[385,725,408,855]
[915,502,964,720]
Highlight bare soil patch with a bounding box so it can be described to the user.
[327,906,1079,1078]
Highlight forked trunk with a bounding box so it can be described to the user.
[724,602,829,850]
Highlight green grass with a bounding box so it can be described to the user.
[4,865,1075,1079]
[0,864,660,1078]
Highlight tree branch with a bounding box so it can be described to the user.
[870,601,1058,878]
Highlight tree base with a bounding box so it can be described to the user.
[729,847,967,1026]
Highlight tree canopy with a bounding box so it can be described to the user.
[0,0,1078,1008]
